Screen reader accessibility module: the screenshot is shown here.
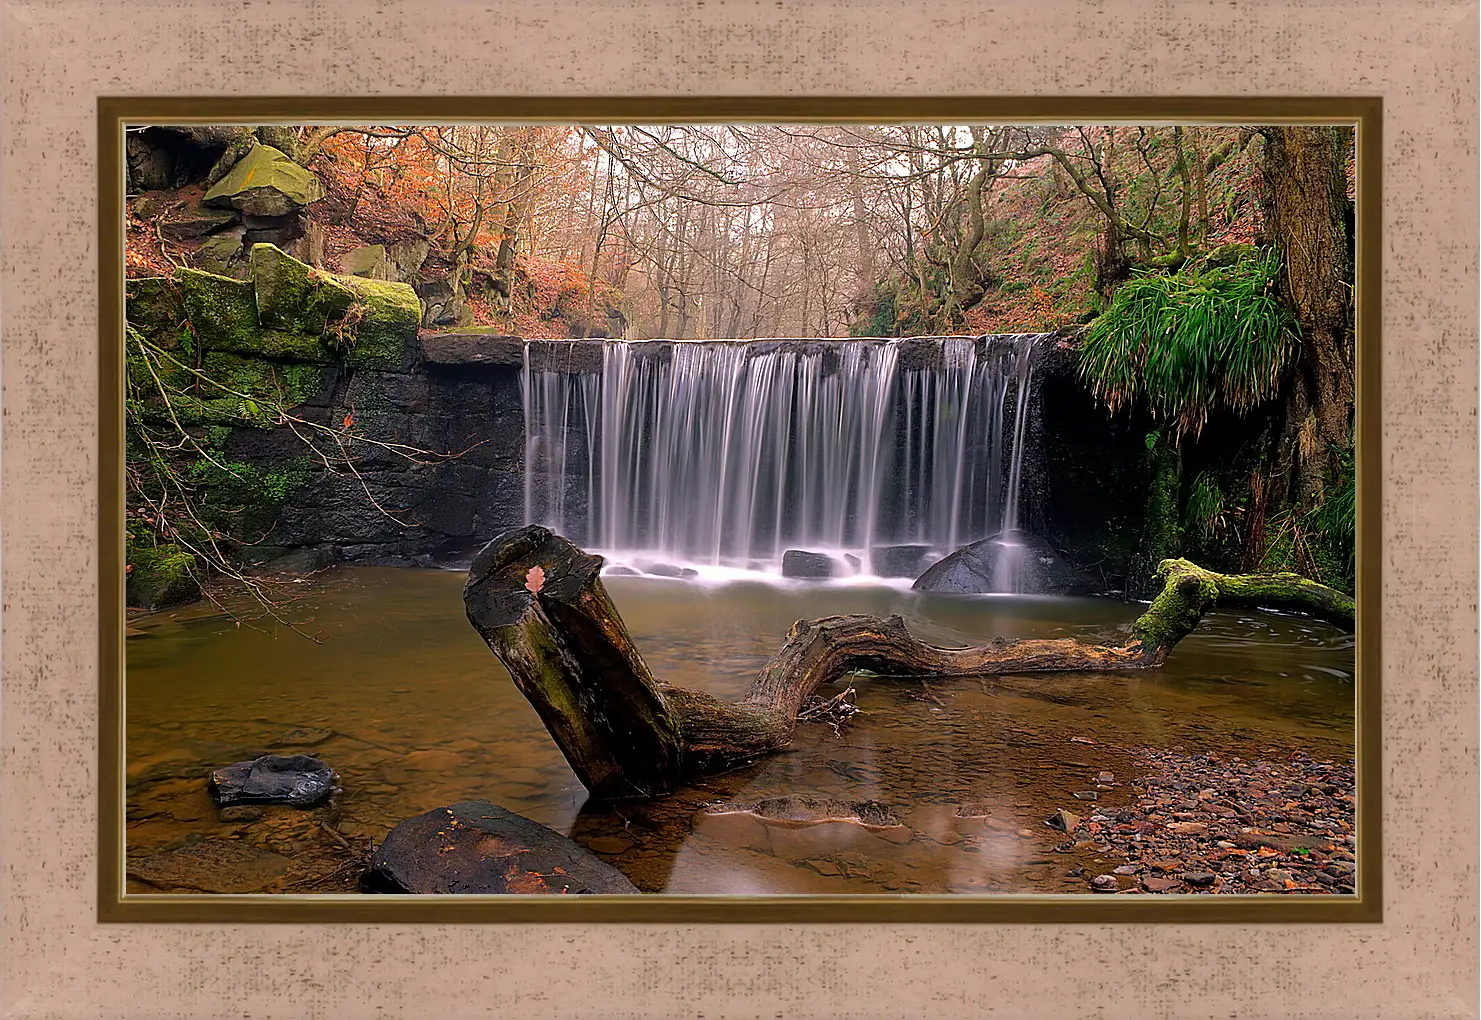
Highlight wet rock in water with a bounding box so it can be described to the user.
[911,529,1096,595]
[704,794,901,829]
[1045,808,1081,832]
[641,562,699,579]
[584,834,635,855]
[781,550,833,579]
[699,793,906,840]
[266,726,333,748]
[1072,791,1099,801]
[869,544,935,579]
[604,566,641,576]
[1096,771,1115,785]
[128,839,291,893]
[208,754,335,808]
[1112,864,1140,875]
[362,801,639,894]
[218,806,264,823]
[806,859,842,876]
[1141,876,1183,893]
[1090,874,1119,893]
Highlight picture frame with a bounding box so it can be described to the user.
[3,2,1475,1017]
[98,95,1382,924]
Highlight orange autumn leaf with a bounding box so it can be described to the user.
[343,413,354,429]
[525,565,546,594]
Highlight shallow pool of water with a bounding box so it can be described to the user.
[125,567,1354,894]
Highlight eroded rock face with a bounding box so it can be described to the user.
[911,529,1097,595]
[207,754,335,808]
[361,801,640,894]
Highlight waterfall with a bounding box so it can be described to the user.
[521,335,1044,578]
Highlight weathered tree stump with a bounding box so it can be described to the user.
[464,526,1354,799]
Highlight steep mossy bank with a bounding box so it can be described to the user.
[125,245,421,609]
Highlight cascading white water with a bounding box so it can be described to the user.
[522,335,1044,582]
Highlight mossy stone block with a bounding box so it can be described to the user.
[176,267,259,348]
[340,276,421,370]
[249,243,354,336]
[199,351,326,409]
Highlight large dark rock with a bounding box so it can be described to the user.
[911,530,1097,595]
[869,544,935,579]
[781,549,833,579]
[361,801,640,894]
[207,754,336,808]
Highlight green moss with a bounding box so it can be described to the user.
[338,275,420,369]
[175,267,260,349]
[249,243,355,335]
[1131,559,1219,652]
[187,458,314,538]
[125,278,186,341]
[199,352,325,409]
[126,540,201,611]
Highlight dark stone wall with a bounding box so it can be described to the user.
[238,334,528,569]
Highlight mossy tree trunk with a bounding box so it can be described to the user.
[464,526,1354,800]
[1261,126,1356,504]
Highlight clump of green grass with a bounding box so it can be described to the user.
[1078,247,1298,437]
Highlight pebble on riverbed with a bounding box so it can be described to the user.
[1072,749,1356,895]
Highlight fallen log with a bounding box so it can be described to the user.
[463,526,1353,799]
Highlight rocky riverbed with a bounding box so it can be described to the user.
[1062,748,1356,894]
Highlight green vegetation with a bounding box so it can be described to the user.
[124,245,422,610]
[1078,248,1298,438]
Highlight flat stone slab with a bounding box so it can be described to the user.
[128,839,291,893]
[208,754,335,808]
[420,331,524,367]
[361,801,640,894]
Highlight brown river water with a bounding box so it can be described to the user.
[125,568,1355,895]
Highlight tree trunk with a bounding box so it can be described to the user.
[465,526,1352,799]
[1262,126,1355,502]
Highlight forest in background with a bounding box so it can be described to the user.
[123,121,1357,605]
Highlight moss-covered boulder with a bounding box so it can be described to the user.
[127,542,201,611]
[338,275,422,369]
[174,266,336,362]
[249,243,355,335]
[203,145,325,217]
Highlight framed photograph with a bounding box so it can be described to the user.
[101,97,1380,923]
[6,5,1477,1018]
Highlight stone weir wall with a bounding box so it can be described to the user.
[126,246,1089,575]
